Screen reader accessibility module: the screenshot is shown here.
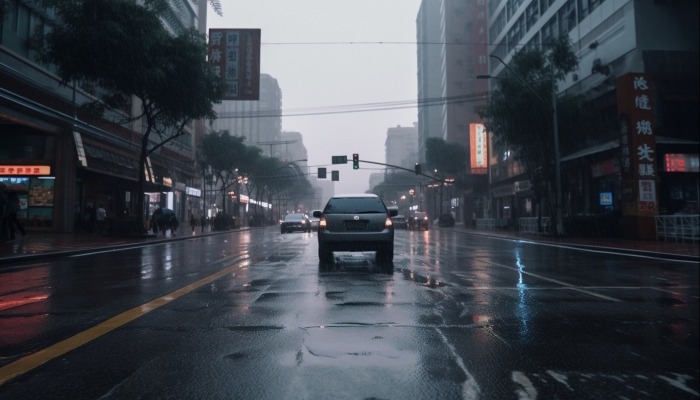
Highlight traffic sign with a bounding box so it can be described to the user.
[331,171,339,181]
[318,168,326,179]
[332,156,348,164]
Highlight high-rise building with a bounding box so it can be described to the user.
[385,124,419,170]
[211,74,282,155]
[416,0,444,162]
[279,131,308,172]
[368,173,385,193]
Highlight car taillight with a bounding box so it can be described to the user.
[319,217,327,229]
[385,217,393,228]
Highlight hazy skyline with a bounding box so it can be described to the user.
[209,0,423,194]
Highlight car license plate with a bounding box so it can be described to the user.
[344,220,368,231]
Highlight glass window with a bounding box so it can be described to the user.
[558,0,577,34]
[489,9,506,42]
[284,214,305,221]
[541,14,558,45]
[525,0,540,31]
[323,197,388,214]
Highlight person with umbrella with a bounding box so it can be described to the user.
[2,185,28,241]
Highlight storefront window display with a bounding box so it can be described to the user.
[1,176,54,227]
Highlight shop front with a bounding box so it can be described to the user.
[0,165,55,230]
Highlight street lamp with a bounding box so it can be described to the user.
[479,55,563,235]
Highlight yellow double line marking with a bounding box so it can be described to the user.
[0,255,249,386]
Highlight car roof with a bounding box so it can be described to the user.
[331,194,379,198]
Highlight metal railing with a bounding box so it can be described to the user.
[519,217,551,235]
[655,215,699,244]
[476,218,496,231]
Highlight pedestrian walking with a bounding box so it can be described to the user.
[5,192,27,241]
[96,203,106,233]
[0,191,9,241]
[200,215,206,232]
[190,213,196,233]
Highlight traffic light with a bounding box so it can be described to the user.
[415,163,421,175]
[352,153,359,169]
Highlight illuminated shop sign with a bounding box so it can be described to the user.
[239,194,249,204]
[664,154,699,172]
[162,177,173,187]
[185,187,201,197]
[600,192,613,206]
[0,166,51,175]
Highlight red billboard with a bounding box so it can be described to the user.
[208,29,261,101]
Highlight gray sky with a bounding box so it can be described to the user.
[209,0,423,194]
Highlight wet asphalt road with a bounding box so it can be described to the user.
[0,227,698,399]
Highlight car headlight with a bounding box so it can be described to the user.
[301,220,306,224]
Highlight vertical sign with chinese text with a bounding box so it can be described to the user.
[617,73,658,239]
[473,0,488,96]
[470,124,488,173]
[617,73,658,216]
[208,29,261,100]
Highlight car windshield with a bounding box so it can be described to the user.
[284,214,304,221]
[323,197,387,214]
[414,213,427,218]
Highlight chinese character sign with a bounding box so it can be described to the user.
[209,29,261,101]
[617,73,658,215]
[470,124,488,174]
[0,165,51,176]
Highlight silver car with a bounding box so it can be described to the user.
[314,194,398,263]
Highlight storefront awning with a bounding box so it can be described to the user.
[561,136,699,163]
[560,139,619,162]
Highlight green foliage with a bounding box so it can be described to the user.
[477,36,587,192]
[424,138,468,177]
[371,172,419,202]
[36,0,224,225]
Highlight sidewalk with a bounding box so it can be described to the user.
[434,223,699,261]
[0,224,254,266]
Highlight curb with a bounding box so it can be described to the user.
[431,226,700,263]
[0,227,261,267]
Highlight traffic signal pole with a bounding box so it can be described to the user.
[357,159,442,182]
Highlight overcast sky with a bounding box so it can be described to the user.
[208,0,423,194]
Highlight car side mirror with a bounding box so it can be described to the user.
[388,209,398,217]
[313,211,322,218]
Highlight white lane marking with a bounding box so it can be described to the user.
[546,371,574,391]
[440,229,698,263]
[435,327,480,400]
[482,260,623,302]
[512,371,538,400]
[657,374,700,396]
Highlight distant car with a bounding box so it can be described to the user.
[315,194,398,263]
[438,214,455,227]
[309,210,322,229]
[408,212,429,231]
[280,213,311,234]
[391,215,408,229]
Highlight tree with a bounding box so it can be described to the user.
[477,35,588,228]
[37,0,224,229]
[424,137,468,183]
[197,131,255,215]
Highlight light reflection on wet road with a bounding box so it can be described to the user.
[0,227,698,399]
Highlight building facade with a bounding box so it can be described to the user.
[385,123,419,170]
[486,0,699,236]
[0,0,203,233]
[416,0,444,162]
[211,74,282,155]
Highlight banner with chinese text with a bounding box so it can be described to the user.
[470,123,488,173]
[208,29,261,101]
[617,73,658,216]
